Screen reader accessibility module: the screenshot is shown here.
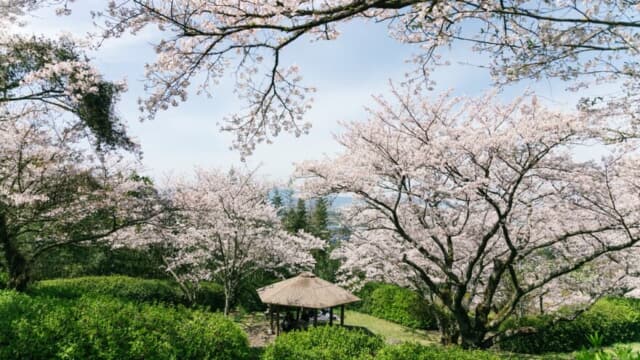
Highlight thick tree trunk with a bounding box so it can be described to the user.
[439,328,460,345]
[6,251,29,291]
[434,303,489,349]
[437,317,489,348]
[459,327,487,349]
[432,303,460,345]
[436,314,460,345]
[456,313,489,349]
[0,213,30,291]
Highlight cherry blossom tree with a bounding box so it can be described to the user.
[1,33,135,152]
[1,7,158,290]
[295,86,640,348]
[0,111,159,291]
[95,0,640,156]
[138,168,324,315]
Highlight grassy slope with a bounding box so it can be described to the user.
[623,343,640,351]
[344,310,440,345]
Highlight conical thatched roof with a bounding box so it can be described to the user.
[257,272,360,309]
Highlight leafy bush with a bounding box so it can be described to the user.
[195,281,226,311]
[30,244,169,281]
[235,270,279,312]
[0,271,7,289]
[353,282,437,330]
[261,325,384,360]
[498,297,640,354]
[375,342,506,360]
[27,275,225,310]
[0,290,250,359]
[28,275,185,304]
[575,331,640,360]
[576,345,640,360]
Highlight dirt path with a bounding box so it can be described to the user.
[235,313,276,348]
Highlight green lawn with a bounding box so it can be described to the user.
[343,310,440,345]
[618,343,640,351]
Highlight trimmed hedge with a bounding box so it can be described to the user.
[28,275,181,302]
[261,325,385,360]
[261,332,560,360]
[498,297,640,354]
[376,342,565,360]
[375,342,505,360]
[354,282,437,330]
[27,275,225,310]
[0,290,250,359]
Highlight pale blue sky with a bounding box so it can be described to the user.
[13,1,606,181]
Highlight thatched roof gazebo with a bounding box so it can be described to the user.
[257,272,360,335]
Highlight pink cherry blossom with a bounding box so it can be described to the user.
[295,85,640,348]
[94,0,640,156]
[133,168,324,315]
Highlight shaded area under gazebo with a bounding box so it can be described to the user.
[257,272,360,335]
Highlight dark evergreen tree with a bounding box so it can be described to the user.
[277,194,340,282]
[271,189,283,208]
[294,198,307,231]
[307,197,339,282]
[309,197,330,240]
[284,198,308,233]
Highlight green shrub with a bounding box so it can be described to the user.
[29,276,226,311]
[498,297,640,354]
[576,345,640,360]
[0,271,7,289]
[261,325,384,360]
[29,244,169,281]
[28,275,184,303]
[354,282,437,330]
[195,281,226,311]
[0,290,250,359]
[375,342,506,360]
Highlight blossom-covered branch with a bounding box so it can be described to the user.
[98,0,640,156]
[133,168,324,314]
[0,33,135,152]
[0,114,160,291]
[295,85,640,348]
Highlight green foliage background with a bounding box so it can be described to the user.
[499,297,640,354]
[261,326,385,360]
[28,275,225,311]
[353,282,437,330]
[0,290,249,359]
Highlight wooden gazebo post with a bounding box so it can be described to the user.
[269,305,274,334]
[340,304,345,326]
[329,307,334,326]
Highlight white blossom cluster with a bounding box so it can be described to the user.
[0,113,158,273]
[295,85,640,343]
[96,0,640,156]
[132,168,324,312]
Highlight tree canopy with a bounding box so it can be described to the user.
[296,86,640,348]
[94,0,640,155]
